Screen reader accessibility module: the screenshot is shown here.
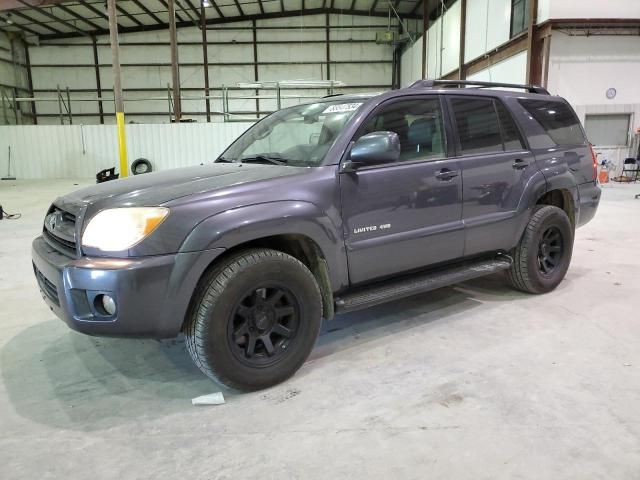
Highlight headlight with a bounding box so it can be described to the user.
[82,207,169,251]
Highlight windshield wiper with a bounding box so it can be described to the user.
[216,157,234,163]
[240,155,289,166]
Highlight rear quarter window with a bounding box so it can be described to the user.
[518,99,586,146]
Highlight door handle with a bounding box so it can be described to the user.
[512,159,529,170]
[435,168,459,181]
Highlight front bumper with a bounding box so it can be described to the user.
[32,236,224,338]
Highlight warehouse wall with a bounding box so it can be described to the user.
[0,123,253,179]
[547,33,640,169]
[537,0,640,23]
[28,13,395,125]
[400,0,522,85]
[0,31,32,125]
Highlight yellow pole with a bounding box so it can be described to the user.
[116,111,128,177]
[107,0,128,178]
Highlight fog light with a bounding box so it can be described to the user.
[101,294,116,315]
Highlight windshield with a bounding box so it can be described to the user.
[218,99,366,167]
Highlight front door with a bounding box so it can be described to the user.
[447,95,537,255]
[339,96,464,285]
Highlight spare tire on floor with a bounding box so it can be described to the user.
[131,158,152,175]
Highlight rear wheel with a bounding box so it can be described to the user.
[507,205,574,294]
[184,248,322,391]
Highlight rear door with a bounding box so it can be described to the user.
[447,95,537,255]
[339,96,464,285]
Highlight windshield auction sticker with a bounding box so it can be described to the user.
[322,103,363,114]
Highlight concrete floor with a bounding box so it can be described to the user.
[1,179,640,479]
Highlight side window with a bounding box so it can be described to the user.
[496,101,525,151]
[359,98,446,162]
[518,99,586,146]
[450,97,503,155]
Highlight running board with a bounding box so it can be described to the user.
[334,257,512,314]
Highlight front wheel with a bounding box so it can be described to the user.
[507,205,574,294]
[184,248,323,391]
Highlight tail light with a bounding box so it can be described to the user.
[589,143,598,182]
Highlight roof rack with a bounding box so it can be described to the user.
[409,79,550,95]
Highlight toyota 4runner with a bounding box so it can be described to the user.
[32,79,601,391]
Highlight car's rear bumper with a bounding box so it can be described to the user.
[32,236,224,338]
[577,181,601,227]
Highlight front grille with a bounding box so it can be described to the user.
[33,264,60,306]
[43,206,78,257]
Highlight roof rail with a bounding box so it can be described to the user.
[409,79,550,95]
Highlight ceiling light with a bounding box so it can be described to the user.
[203,0,212,6]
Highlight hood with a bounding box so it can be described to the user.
[56,163,298,214]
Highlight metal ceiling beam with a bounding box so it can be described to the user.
[182,0,200,22]
[37,6,422,40]
[175,0,198,26]
[209,0,225,18]
[115,3,144,27]
[17,0,89,36]
[157,0,185,22]
[9,8,63,34]
[280,0,285,12]
[0,14,41,36]
[131,0,164,25]
[56,4,102,31]
[233,0,244,16]
[0,0,66,11]
[78,0,122,29]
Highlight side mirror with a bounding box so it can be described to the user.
[344,131,401,171]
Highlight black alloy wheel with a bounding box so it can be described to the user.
[228,285,300,367]
[537,226,564,275]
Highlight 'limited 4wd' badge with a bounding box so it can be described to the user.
[353,223,391,234]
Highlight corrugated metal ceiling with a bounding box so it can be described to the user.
[0,0,424,40]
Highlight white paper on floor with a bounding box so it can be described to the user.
[192,392,225,406]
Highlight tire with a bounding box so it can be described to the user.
[131,158,152,175]
[507,205,574,294]
[184,248,323,391]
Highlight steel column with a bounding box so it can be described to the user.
[252,19,259,118]
[91,36,104,124]
[525,0,540,84]
[325,13,330,93]
[107,0,128,177]
[168,0,182,122]
[458,0,467,79]
[201,4,210,122]
[421,0,428,78]
[24,42,36,124]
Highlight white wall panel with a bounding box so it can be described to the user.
[466,50,527,83]
[400,37,423,87]
[545,0,640,20]
[441,0,461,75]
[0,123,254,179]
[29,13,395,124]
[32,67,95,90]
[547,34,640,106]
[465,0,511,63]
[547,34,640,171]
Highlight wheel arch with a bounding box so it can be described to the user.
[536,188,576,228]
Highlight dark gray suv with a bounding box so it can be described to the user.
[32,80,601,391]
